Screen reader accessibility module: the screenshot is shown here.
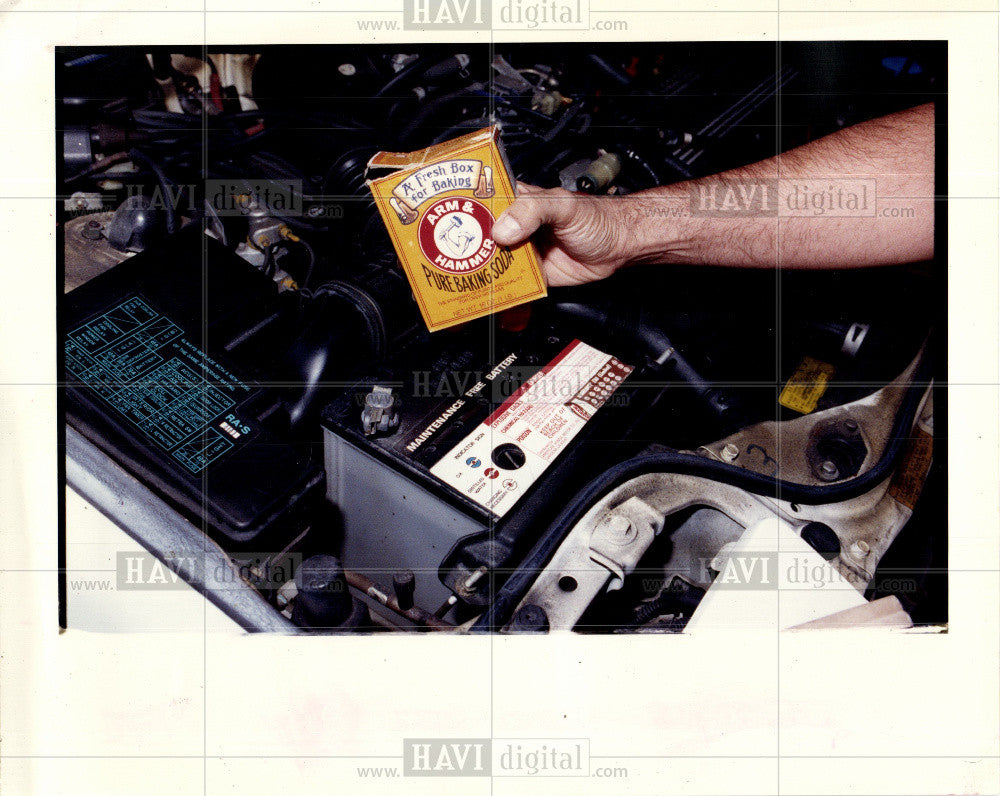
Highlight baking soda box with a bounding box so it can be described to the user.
[366,127,547,332]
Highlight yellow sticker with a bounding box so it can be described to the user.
[888,428,933,510]
[366,127,547,332]
[778,356,835,414]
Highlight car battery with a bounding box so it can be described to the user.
[320,326,639,617]
[63,231,325,550]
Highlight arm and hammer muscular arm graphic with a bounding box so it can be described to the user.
[491,103,935,287]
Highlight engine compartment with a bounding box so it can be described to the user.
[59,42,946,632]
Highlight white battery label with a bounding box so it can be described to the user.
[429,340,633,517]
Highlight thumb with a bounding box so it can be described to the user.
[491,187,578,246]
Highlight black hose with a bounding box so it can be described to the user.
[552,301,746,433]
[372,55,431,100]
[127,148,177,234]
[374,54,470,102]
[312,280,388,358]
[133,108,374,133]
[64,151,130,184]
[586,54,633,87]
[398,85,487,146]
[472,344,934,631]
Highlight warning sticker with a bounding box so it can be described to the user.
[779,356,836,414]
[430,340,632,517]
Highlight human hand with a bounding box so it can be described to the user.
[490,183,632,287]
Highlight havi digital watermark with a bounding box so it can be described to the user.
[403,0,589,30]
[403,737,596,777]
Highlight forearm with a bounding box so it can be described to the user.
[619,103,936,269]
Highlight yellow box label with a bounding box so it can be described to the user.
[779,356,835,414]
[366,127,547,332]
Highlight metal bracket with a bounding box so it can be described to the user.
[588,497,664,591]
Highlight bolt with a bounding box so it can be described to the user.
[81,220,103,240]
[609,515,632,534]
[843,418,859,433]
[849,540,870,559]
[462,567,487,591]
[601,514,636,546]
[721,443,740,463]
[816,459,840,482]
[509,604,549,633]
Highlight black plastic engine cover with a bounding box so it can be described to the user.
[63,230,324,548]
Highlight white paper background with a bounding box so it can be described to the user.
[1,3,998,794]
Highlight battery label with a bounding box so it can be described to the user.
[429,340,632,517]
[65,296,255,474]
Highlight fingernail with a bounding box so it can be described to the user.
[491,213,521,242]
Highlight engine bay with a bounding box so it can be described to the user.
[59,42,946,632]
